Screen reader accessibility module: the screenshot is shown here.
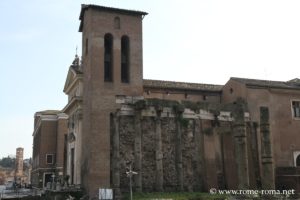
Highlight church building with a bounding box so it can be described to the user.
[33,4,300,199]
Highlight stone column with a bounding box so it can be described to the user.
[194,118,204,191]
[214,125,226,189]
[232,104,249,189]
[112,113,120,198]
[250,122,261,188]
[260,107,275,189]
[134,110,142,192]
[155,106,163,191]
[175,106,184,191]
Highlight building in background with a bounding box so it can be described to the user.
[0,148,31,187]
[31,111,67,188]
[222,77,300,190]
[15,147,23,177]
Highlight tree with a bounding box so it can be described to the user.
[0,156,16,168]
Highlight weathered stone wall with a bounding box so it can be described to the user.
[114,99,258,194]
[161,117,177,191]
[141,117,156,191]
[119,116,135,192]
[182,119,197,191]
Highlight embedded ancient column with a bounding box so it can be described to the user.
[134,110,142,192]
[250,122,261,188]
[260,107,275,189]
[175,106,184,191]
[194,118,204,191]
[112,113,120,198]
[155,106,163,191]
[214,125,226,190]
[232,104,249,189]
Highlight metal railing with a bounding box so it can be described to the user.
[0,188,42,199]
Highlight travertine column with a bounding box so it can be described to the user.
[112,113,120,198]
[250,122,261,188]
[175,106,184,191]
[194,118,204,191]
[232,104,249,189]
[260,107,275,189]
[134,110,142,192]
[214,125,226,190]
[155,106,163,191]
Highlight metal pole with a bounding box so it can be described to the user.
[129,165,132,200]
[126,163,137,200]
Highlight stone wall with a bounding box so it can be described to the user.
[112,99,260,195]
[161,117,177,191]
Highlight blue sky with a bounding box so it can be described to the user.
[1,0,300,158]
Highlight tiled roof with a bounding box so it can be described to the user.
[79,4,148,31]
[231,77,300,90]
[143,79,223,92]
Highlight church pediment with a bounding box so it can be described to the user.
[63,69,76,93]
[63,55,83,94]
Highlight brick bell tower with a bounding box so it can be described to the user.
[79,4,147,198]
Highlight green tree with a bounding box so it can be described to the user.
[0,156,16,168]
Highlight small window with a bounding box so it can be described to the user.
[114,17,120,29]
[291,101,300,118]
[185,93,188,99]
[46,154,54,164]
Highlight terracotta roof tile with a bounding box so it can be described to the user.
[143,79,223,92]
[231,77,300,90]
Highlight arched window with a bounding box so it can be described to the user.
[104,34,113,82]
[121,35,129,83]
[114,17,120,29]
[296,154,300,167]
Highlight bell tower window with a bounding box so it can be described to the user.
[121,35,129,83]
[104,33,113,82]
[114,17,120,29]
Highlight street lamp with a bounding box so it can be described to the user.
[126,164,138,200]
